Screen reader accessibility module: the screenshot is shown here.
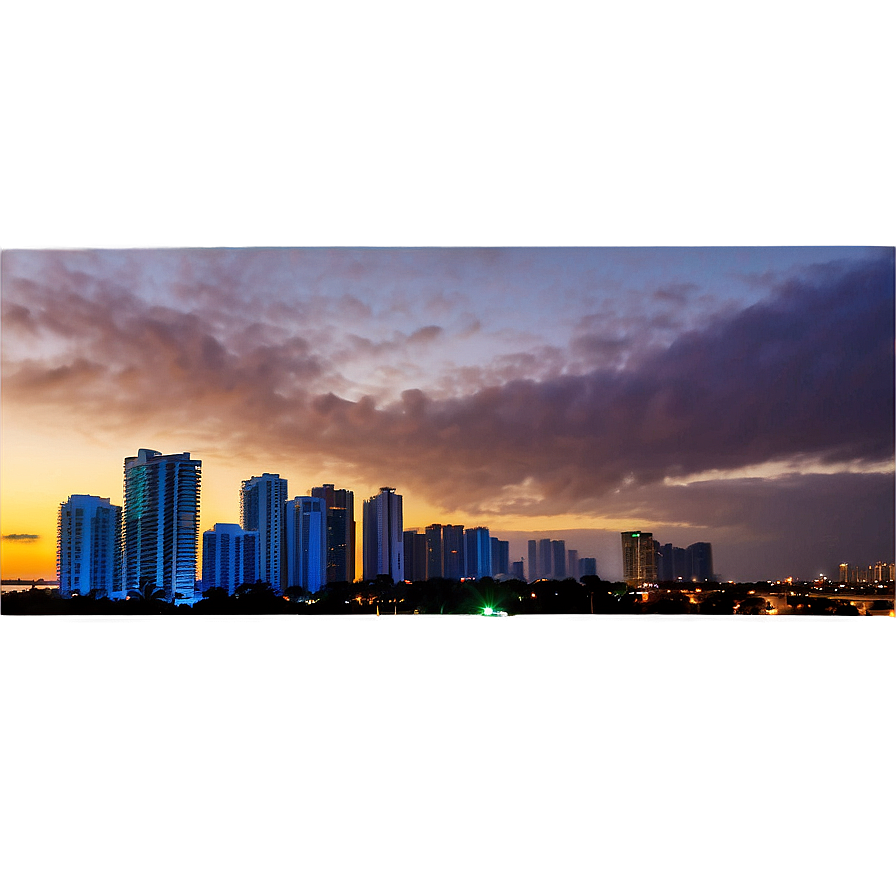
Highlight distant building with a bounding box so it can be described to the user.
[123,449,201,600]
[57,494,121,597]
[688,542,714,582]
[567,549,579,579]
[490,537,510,577]
[240,473,288,592]
[362,488,403,581]
[285,496,327,594]
[403,530,427,582]
[527,540,538,582]
[538,538,553,580]
[444,525,465,579]
[551,540,567,579]
[621,531,656,586]
[425,524,444,579]
[464,527,491,578]
[839,563,849,583]
[510,560,525,580]
[202,523,259,594]
[579,557,597,578]
[310,484,355,583]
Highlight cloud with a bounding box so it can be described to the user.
[2,250,893,528]
[2,533,40,541]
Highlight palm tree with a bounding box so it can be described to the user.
[126,577,166,602]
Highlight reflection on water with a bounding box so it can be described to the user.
[2,616,894,894]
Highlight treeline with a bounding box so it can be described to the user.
[4,577,891,616]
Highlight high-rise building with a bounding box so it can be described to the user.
[839,563,849,583]
[57,494,121,597]
[202,523,259,594]
[579,557,597,578]
[240,473,288,592]
[123,449,201,600]
[425,524,444,579]
[464,527,492,579]
[538,539,553,580]
[510,560,525,580]
[567,549,579,579]
[621,531,656,586]
[551,540,567,579]
[527,540,538,582]
[310,484,355,583]
[444,525,465,579]
[687,542,713,582]
[490,538,510,577]
[285,496,327,594]
[403,530,427,582]
[362,487,403,581]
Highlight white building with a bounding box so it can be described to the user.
[57,494,121,597]
[123,449,201,600]
[285,496,327,595]
[362,487,403,582]
[202,523,260,594]
[240,473,288,592]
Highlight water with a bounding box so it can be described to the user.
[2,616,894,896]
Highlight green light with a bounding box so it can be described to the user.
[632,533,640,537]
[483,607,494,615]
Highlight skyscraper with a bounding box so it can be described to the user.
[123,449,201,600]
[202,523,259,594]
[528,539,538,582]
[362,487,403,581]
[579,557,597,578]
[285,496,327,594]
[310,484,355,583]
[425,524,444,579]
[567,549,579,579]
[403,530,427,582]
[538,538,553,580]
[687,542,714,582]
[551,539,567,579]
[464,527,492,579]
[240,473,288,592]
[621,531,656,587]
[444,525,465,579]
[57,494,121,597]
[490,537,510,577]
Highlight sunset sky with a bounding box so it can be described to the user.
[0,0,894,579]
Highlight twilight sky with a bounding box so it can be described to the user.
[0,0,896,579]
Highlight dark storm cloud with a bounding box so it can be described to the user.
[2,533,40,541]
[2,251,893,521]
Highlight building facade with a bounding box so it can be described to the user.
[240,473,288,592]
[57,494,121,597]
[425,524,444,579]
[444,525,465,579]
[621,531,656,586]
[310,484,355,583]
[123,449,201,600]
[403,530,427,582]
[285,496,327,595]
[464,527,492,579]
[527,539,538,582]
[490,537,510,577]
[202,523,259,594]
[362,488,403,581]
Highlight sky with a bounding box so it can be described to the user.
[0,0,896,580]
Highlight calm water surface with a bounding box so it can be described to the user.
[2,616,896,896]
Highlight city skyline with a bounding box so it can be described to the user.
[2,247,893,584]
